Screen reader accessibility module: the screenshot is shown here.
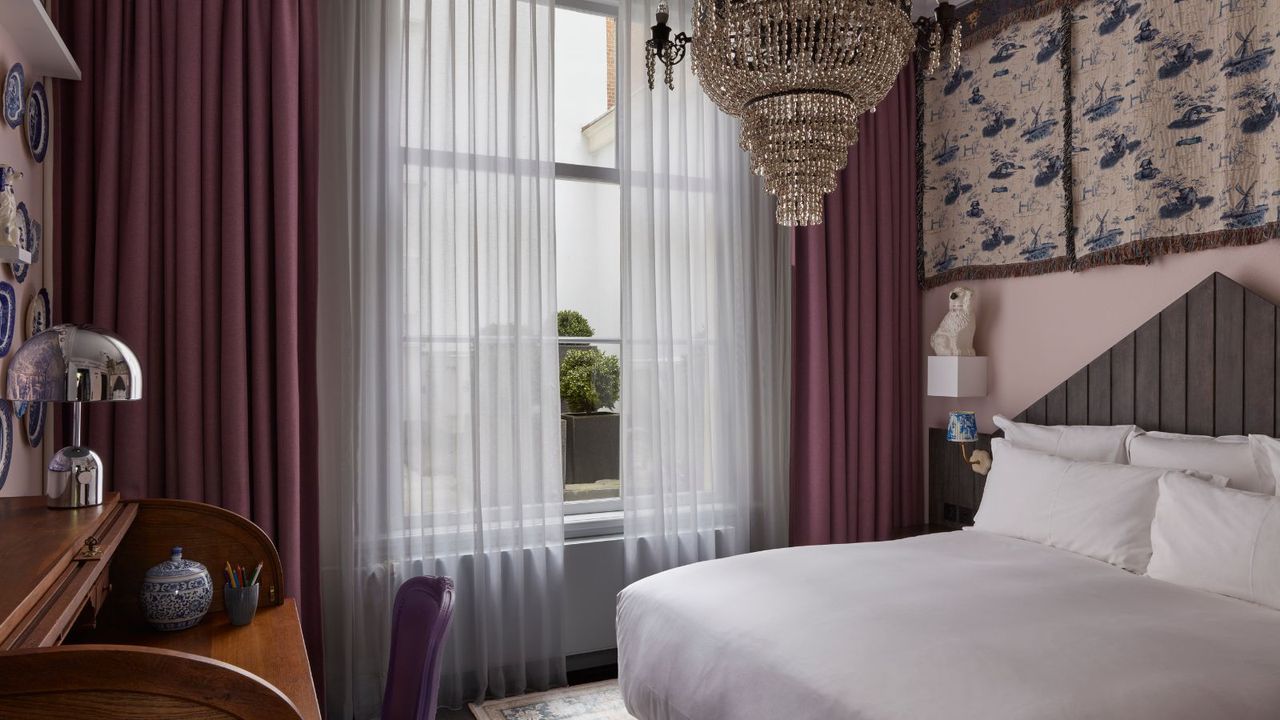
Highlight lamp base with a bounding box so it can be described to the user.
[45,446,104,509]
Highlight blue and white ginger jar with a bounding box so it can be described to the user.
[140,546,213,631]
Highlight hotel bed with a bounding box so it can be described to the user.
[618,274,1280,720]
[617,530,1280,720]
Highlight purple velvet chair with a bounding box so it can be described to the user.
[382,576,456,720]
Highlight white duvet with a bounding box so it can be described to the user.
[617,531,1280,720]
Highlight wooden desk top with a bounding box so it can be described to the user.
[83,599,320,720]
[0,494,120,644]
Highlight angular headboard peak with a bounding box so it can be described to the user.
[1013,271,1279,438]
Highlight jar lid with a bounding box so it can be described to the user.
[144,546,208,580]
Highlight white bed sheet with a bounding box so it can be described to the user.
[617,531,1280,720]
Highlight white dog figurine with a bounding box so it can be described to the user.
[0,165,20,249]
[931,286,976,356]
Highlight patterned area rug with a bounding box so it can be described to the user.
[469,680,634,720]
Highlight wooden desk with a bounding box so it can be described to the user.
[83,600,320,720]
[0,495,320,719]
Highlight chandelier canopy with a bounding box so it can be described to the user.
[647,1,961,226]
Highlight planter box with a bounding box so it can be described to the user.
[562,411,620,486]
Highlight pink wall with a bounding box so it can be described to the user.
[923,242,1280,434]
[0,23,52,497]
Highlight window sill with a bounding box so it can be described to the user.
[565,509,622,541]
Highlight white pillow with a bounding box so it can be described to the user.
[973,439,1175,573]
[1250,434,1280,496]
[993,414,1136,463]
[1128,431,1269,494]
[1147,472,1280,611]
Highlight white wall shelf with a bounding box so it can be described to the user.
[0,0,79,80]
[0,244,31,264]
[928,356,988,398]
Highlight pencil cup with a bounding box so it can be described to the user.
[224,583,259,626]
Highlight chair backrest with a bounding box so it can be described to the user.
[382,576,456,720]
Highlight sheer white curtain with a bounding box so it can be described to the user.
[616,0,791,581]
[318,0,564,716]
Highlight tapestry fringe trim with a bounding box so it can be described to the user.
[922,223,1279,290]
[1073,222,1280,270]
[1059,6,1076,263]
[966,0,1087,45]
[922,255,1074,289]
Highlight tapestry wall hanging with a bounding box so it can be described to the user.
[919,13,1070,282]
[918,0,1280,288]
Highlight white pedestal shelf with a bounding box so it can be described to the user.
[928,356,988,398]
[0,244,31,264]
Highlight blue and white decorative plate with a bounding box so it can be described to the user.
[25,82,47,163]
[0,401,12,492]
[10,202,28,283]
[2,64,23,129]
[29,219,40,263]
[0,281,16,357]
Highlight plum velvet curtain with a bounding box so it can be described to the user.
[790,64,923,545]
[52,0,322,681]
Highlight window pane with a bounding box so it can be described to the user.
[556,175,620,507]
[554,8,616,168]
[561,340,620,504]
[555,179,620,339]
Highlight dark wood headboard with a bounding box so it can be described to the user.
[929,272,1280,528]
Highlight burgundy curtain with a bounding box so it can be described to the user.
[52,0,322,686]
[790,64,923,545]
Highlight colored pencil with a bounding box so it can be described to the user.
[249,561,263,587]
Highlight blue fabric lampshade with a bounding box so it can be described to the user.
[947,411,979,443]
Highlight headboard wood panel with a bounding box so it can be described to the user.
[929,272,1280,529]
[1012,273,1279,437]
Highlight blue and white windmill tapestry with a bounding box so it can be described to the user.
[919,12,1071,288]
[1072,0,1279,266]
[917,0,1279,288]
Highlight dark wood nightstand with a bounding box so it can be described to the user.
[890,523,955,540]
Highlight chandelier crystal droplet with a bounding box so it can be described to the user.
[646,1,962,227]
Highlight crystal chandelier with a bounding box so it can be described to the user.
[646,1,963,226]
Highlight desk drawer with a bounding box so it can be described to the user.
[3,502,137,649]
[73,562,114,632]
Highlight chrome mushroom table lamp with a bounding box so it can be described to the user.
[6,324,142,508]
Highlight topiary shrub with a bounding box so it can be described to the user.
[557,310,594,338]
[559,348,620,413]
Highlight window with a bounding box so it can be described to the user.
[401,1,622,531]
[555,3,622,519]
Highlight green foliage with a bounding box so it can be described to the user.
[560,348,620,413]
[557,310,594,338]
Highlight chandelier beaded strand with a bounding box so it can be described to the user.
[646,1,962,226]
